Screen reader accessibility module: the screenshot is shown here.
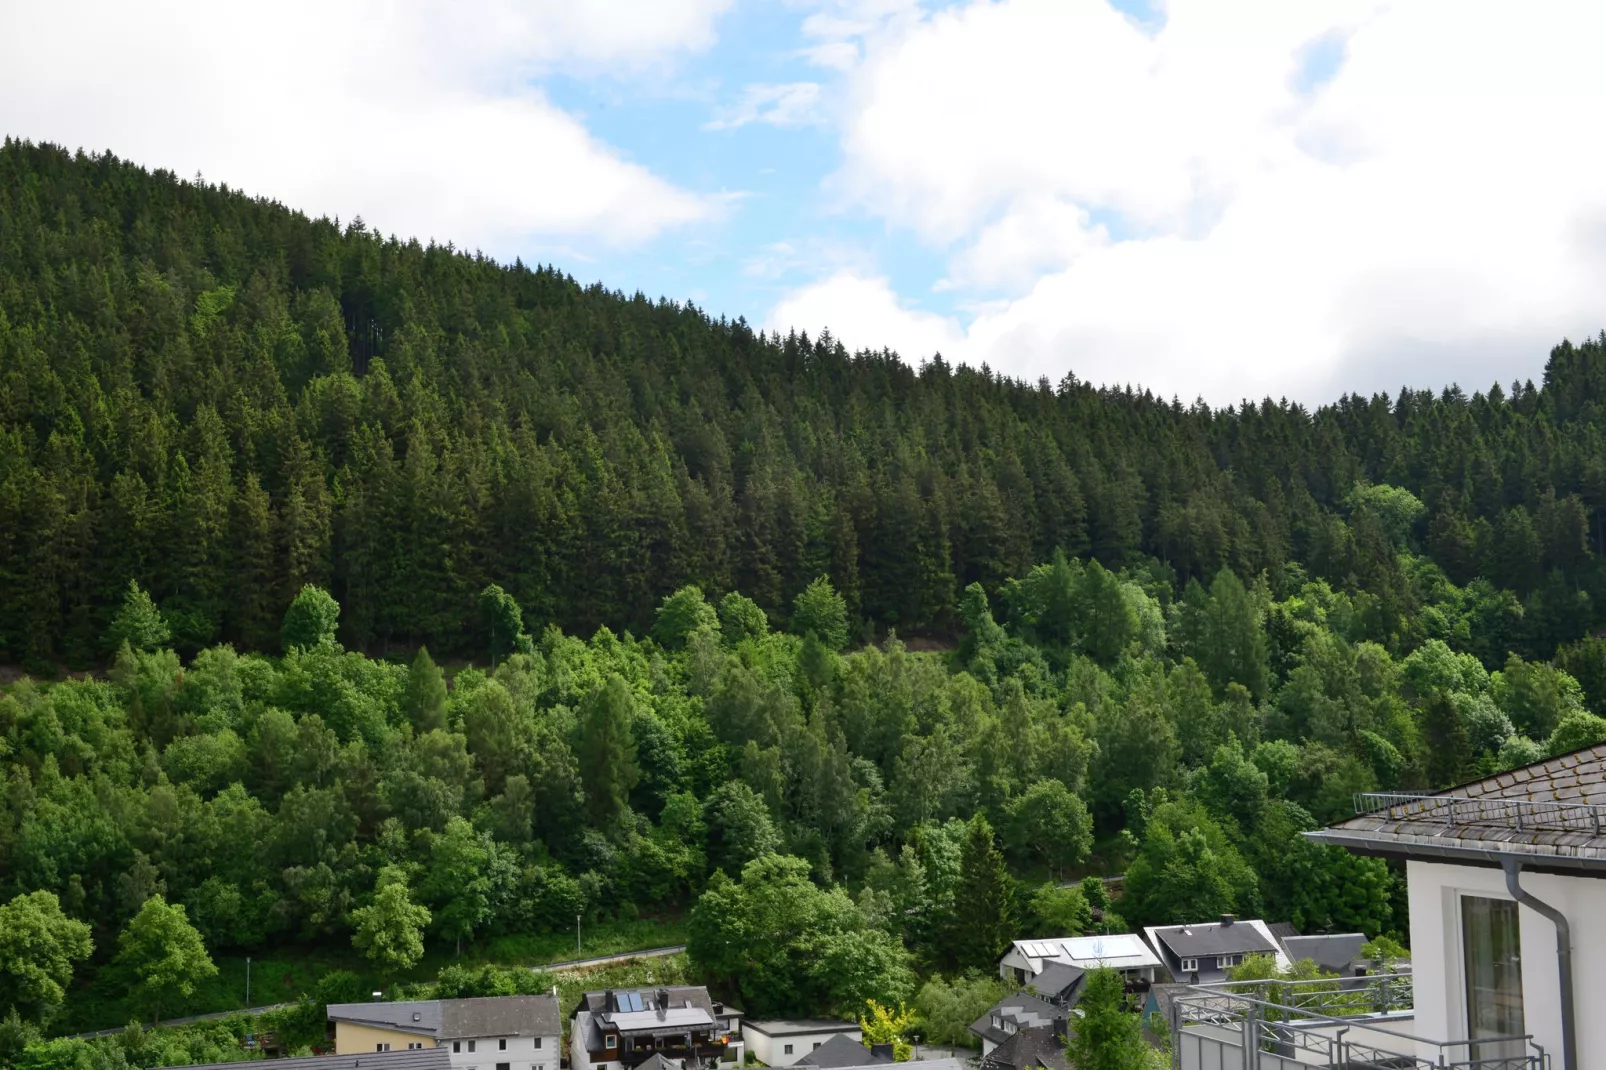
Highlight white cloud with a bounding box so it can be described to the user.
[0,0,730,253]
[705,83,825,131]
[797,0,1606,403]
[766,271,966,359]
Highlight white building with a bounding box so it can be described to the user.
[327,996,560,1070]
[1168,744,1606,1070]
[740,1020,862,1067]
[998,933,1162,987]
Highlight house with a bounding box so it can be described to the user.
[997,934,1161,988]
[327,996,560,1070]
[794,1035,891,1069]
[1279,932,1373,977]
[570,987,742,1070]
[175,1050,451,1070]
[966,992,1066,1057]
[1141,915,1289,984]
[1168,745,1606,1070]
[740,1020,862,1067]
[1017,962,1083,1007]
[976,1026,1067,1070]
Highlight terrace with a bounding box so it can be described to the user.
[1168,973,1549,1070]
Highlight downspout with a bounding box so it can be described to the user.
[1501,858,1576,1070]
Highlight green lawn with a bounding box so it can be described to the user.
[56,915,689,1037]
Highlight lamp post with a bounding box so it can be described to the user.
[577,914,582,957]
[246,956,252,1007]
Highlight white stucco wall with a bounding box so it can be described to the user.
[446,1033,559,1070]
[1407,860,1606,1066]
[741,1027,861,1066]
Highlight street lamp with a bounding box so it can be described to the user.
[577,914,582,957]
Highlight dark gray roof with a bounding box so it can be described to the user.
[1149,921,1277,959]
[327,1001,442,1037]
[169,1050,450,1070]
[743,1020,861,1037]
[1023,963,1083,1002]
[979,1027,1067,1070]
[967,992,1065,1046]
[796,1035,887,1068]
[635,1055,680,1070]
[442,996,560,1038]
[1264,921,1301,944]
[1282,934,1368,974]
[329,997,559,1040]
[1306,744,1606,869]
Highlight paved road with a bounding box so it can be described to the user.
[68,1002,299,1040]
[537,944,687,972]
[63,945,688,1040]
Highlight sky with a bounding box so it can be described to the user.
[5,0,1606,405]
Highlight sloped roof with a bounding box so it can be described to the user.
[1282,933,1369,974]
[1306,744,1606,870]
[328,997,559,1040]
[796,1035,888,1068]
[1023,964,1083,1002]
[979,1027,1068,1070]
[1147,921,1278,959]
[635,1055,681,1070]
[172,1050,450,1070]
[967,993,1065,1046]
[1007,934,1161,971]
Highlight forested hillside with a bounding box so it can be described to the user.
[7,139,1606,1055]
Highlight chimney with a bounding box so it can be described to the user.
[1219,914,1235,927]
[870,1044,895,1062]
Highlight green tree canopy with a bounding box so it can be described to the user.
[792,576,850,651]
[577,675,640,828]
[0,891,93,1024]
[106,580,171,654]
[114,897,217,1025]
[281,584,340,651]
[653,586,719,649]
[351,867,431,980]
[1065,968,1155,1070]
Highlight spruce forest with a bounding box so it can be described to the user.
[6,140,1606,1053]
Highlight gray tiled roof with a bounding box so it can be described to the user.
[968,993,1065,1046]
[1306,744,1606,868]
[634,1055,681,1070]
[796,1035,887,1068]
[328,997,559,1040]
[1282,933,1368,974]
[168,1050,451,1070]
[1148,922,1278,959]
[1022,964,1083,1002]
[979,1027,1067,1070]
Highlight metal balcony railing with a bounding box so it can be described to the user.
[1354,792,1606,836]
[1171,974,1549,1070]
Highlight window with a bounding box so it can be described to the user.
[499,1040,508,1052]
[1180,958,1198,973]
[783,1045,794,1056]
[376,1045,391,1053]
[469,1041,478,1054]
[496,1062,510,1070]
[1217,955,1239,970]
[991,1017,1001,1030]
[454,1043,463,1054]
[606,1036,618,1050]
[1463,895,1526,1061]
[533,1040,542,1051]
[409,1043,424,1051]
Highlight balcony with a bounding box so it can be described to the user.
[1169,973,1549,1070]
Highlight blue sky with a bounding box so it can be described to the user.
[6,0,1606,403]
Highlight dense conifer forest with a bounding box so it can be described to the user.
[6,139,1606,1062]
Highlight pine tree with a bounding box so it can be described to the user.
[577,675,640,829]
[946,814,1014,970]
[406,646,449,733]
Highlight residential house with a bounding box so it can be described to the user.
[1279,932,1375,977]
[966,993,1066,1057]
[740,1020,861,1067]
[327,996,559,1070]
[976,1027,1067,1070]
[997,934,1161,988]
[1169,745,1606,1070]
[570,987,742,1070]
[1141,915,1290,984]
[794,1035,891,1069]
